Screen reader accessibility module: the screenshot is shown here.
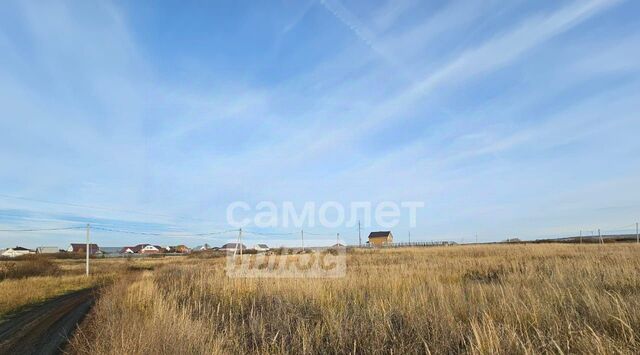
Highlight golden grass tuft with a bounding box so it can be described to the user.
[69,244,640,354]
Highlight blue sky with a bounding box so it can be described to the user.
[1,0,639,248]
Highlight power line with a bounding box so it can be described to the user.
[188,229,240,236]
[0,226,82,232]
[0,210,190,234]
[91,226,164,236]
[243,230,296,237]
[0,210,238,238]
[0,193,176,219]
[0,193,217,224]
[0,213,73,222]
[0,214,214,243]
[0,218,238,239]
[91,226,239,238]
[0,210,181,228]
[304,231,337,236]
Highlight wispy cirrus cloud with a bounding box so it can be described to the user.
[0,0,638,247]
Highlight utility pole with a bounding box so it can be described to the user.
[301,229,304,252]
[336,233,340,246]
[234,228,242,258]
[598,228,602,244]
[239,228,243,259]
[358,221,361,247]
[85,223,90,277]
[475,233,478,244]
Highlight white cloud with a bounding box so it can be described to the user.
[0,0,637,246]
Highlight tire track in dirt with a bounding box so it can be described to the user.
[0,288,96,355]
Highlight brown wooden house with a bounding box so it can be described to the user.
[367,231,393,247]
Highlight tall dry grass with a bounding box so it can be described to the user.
[0,256,61,280]
[70,244,640,354]
[0,257,144,318]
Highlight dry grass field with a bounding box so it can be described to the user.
[66,244,640,354]
[0,257,99,317]
[0,256,179,318]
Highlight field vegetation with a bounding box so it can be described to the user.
[0,255,179,318]
[0,256,61,280]
[68,244,640,354]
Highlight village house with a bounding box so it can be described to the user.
[138,244,162,254]
[119,244,163,254]
[192,244,211,251]
[253,244,270,252]
[120,247,135,254]
[368,231,394,247]
[68,243,101,255]
[220,243,246,252]
[170,245,190,253]
[36,246,59,254]
[1,246,34,258]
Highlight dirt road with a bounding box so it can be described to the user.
[0,288,96,355]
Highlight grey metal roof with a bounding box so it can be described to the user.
[221,243,246,249]
[368,231,392,238]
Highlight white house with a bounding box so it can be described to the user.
[139,245,161,254]
[1,246,34,258]
[119,244,162,254]
[254,244,270,252]
[192,244,211,251]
